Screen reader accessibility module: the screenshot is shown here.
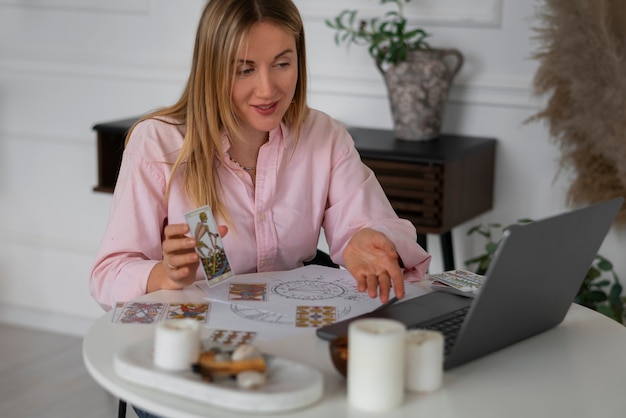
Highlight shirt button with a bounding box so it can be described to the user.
[259,213,266,222]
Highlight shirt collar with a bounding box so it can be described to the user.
[220,123,291,154]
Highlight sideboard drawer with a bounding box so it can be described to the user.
[362,159,443,228]
[352,127,496,235]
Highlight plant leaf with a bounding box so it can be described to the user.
[590,279,611,288]
[596,305,615,320]
[466,225,482,235]
[597,258,613,271]
[586,267,601,280]
[609,281,623,305]
[588,290,608,303]
[485,242,499,254]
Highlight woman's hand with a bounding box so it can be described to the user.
[147,223,228,293]
[342,228,404,303]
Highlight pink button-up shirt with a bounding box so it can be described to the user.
[90,109,431,310]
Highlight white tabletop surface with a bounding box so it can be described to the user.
[83,284,626,418]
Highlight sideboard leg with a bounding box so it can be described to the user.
[417,234,428,252]
[118,399,127,418]
[440,232,455,271]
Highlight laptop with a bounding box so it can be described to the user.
[316,197,623,370]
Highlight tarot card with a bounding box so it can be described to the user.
[228,283,268,302]
[112,302,167,324]
[111,302,126,323]
[166,303,210,322]
[295,305,337,328]
[428,269,485,298]
[185,205,234,287]
[207,329,257,347]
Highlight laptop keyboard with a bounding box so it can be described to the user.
[411,306,470,355]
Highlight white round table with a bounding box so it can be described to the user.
[83,285,626,418]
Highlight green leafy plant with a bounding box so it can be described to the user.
[465,219,533,275]
[576,255,623,323]
[465,220,624,324]
[326,0,430,67]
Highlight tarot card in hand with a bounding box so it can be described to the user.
[185,205,234,287]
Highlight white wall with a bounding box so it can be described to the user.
[0,0,623,336]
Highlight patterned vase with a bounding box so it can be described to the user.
[378,48,463,141]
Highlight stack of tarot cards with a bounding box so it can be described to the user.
[428,269,486,298]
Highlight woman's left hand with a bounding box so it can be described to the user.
[342,228,404,303]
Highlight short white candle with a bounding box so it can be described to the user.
[347,318,406,411]
[405,329,444,393]
[153,319,201,371]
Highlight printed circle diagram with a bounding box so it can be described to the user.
[272,280,347,300]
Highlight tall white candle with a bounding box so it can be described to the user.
[405,329,444,393]
[347,318,406,411]
[153,319,201,371]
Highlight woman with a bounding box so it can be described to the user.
[90,0,431,313]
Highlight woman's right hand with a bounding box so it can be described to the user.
[161,223,201,287]
[147,223,228,293]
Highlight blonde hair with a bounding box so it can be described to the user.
[128,0,309,221]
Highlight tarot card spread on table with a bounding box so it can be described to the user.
[111,302,210,324]
[185,205,234,287]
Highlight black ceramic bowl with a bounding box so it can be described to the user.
[329,335,348,378]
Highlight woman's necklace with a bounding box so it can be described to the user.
[228,151,256,175]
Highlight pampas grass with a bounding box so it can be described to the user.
[529,0,626,225]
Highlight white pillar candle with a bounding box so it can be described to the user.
[405,329,444,393]
[153,319,201,371]
[347,318,406,412]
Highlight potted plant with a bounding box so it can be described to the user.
[465,220,625,324]
[326,0,463,141]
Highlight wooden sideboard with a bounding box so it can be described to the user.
[92,117,139,193]
[92,119,496,270]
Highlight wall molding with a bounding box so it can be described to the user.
[297,0,502,27]
[0,0,150,14]
[1,0,501,25]
[0,53,540,110]
[0,51,187,83]
[310,71,540,109]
